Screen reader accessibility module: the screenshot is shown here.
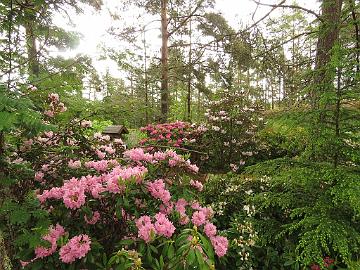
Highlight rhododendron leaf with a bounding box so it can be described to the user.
[146,246,154,266]
[107,255,117,266]
[167,243,175,259]
[195,248,205,267]
[102,253,107,266]
[177,242,191,255]
[149,244,158,254]
[118,239,134,246]
[187,249,196,265]
[198,233,214,260]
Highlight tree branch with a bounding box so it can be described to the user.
[252,0,322,22]
[168,0,204,37]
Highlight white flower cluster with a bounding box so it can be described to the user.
[232,220,258,267]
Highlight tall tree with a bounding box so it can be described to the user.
[313,0,343,108]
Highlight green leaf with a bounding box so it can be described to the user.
[167,243,175,259]
[9,208,31,225]
[187,249,196,265]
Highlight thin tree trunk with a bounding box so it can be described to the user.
[312,0,343,108]
[187,3,192,122]
[334,67,341,167]
[25,20,40,77]
[143,29,149,124]
[349,0,360,73]
[160,0,169,123]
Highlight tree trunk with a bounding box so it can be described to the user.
[160,0,169,123]
[143,29,149,124]
[187,5,192,122]
[24,20,40,77]
[312,0,343,108]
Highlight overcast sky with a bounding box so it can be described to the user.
[53,0,320,77]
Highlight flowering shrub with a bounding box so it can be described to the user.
[202,90,265,172]
[310,257,335,270]
[1,93,228,269]
[17,147,228,269]
[140,121,206,149]
[139,91,265,173]
[201,173,260,269]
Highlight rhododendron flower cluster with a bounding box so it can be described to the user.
[147,179,171,204]
[140,121,205,148]
[19,119,126,189]
[154,213,176,238]
[44,93,67,117]
[21,224,66,266]
[35,224,65,258]
[210,235,228,257]
[84,211,101,224]
[135,213,176,241]
[135,215,156,243]
[37,164,148,207]
[59,234,91,263]
[124,148,199,173]
[68,159,81,169]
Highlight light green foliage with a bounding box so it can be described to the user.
[0,85,46,136]
[245,158,360,268]
[124,129,147,149]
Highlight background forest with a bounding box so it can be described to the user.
[0,0,359,269]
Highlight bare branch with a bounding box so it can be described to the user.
[252,0,322,22]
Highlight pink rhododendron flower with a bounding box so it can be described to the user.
[191,201,201,210]
[81,120,92,128]
[190,180,203,191]
[175,198,188,215]
[192,211,206,226]
[34,224,66,259]
[179,214,190,225]
[159,202,174,215]
[59,234,91,263]
[153,151,166,160]
[154,213,176,238]
[96,150,106,160]
[20,260,31,268]
[44,131,54,138]
[124,148,153,163]
[147,179,171,204]
[62,178,86,209]
[210,235,228,257]
[41,164,50,171]
[104,146,115,154]
[49,93,59,103]
[204,223,217,238]
[84,211,100,225]
[136,215,155,243]
[93,132,102,139]
[44,110,54,117]
[34,171,44,182]
[114,138,123,144]
[188,164,199,173]
[68,160,81,169]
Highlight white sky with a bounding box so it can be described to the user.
[52,0,319,79]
